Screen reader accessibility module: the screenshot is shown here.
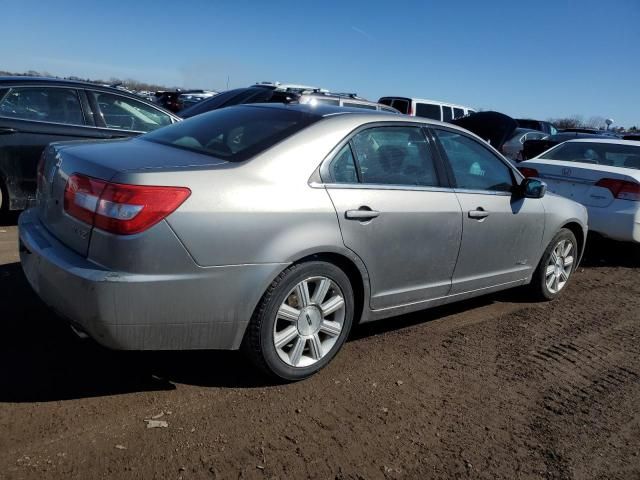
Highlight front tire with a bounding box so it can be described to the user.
[243,261,355,381]
[530,228,578,300]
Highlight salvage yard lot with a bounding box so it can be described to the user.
[0,219,639,479]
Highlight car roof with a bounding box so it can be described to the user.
[0,76,118,89]
[564,138,640,146]
[243,103,476,135]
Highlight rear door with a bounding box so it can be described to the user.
[0,85,98,209]
[432,127,546,294]
[324,124,462,310]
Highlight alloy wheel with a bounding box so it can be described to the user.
[545,239,575,294]
[273,276,346,368]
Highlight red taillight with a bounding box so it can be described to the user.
[595,178,640,201]
[518,167,539,178]
[64,174,191,235]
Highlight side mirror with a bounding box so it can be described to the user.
[519,177,547,199]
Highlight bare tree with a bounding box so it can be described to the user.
[548,115,584,129]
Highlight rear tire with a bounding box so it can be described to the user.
[529,228,578,300]
[243,261,354,381]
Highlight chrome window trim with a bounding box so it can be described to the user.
[322,182,454,193]
[453,188,513,196]
[315,182,512,196]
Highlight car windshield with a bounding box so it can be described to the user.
[142,105,319,162]
[541,142,640,169]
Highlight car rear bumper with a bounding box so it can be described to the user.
[18,209,287,350]
[588,202,640,243]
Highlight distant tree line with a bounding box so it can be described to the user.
[2,69,637,131]
[0,69,174,92]
[547,115,636,133]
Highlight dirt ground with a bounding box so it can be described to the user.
[0,214,639,480]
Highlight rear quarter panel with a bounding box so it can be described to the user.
[110,116,364,267]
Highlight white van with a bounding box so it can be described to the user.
[378,96,475,122]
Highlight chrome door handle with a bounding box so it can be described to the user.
[345,208,380,220]
[0,127,18,135]
[468,209,489,219]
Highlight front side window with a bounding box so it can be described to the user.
[93,92,173,132]
[350,126,439,187]
[143,105,319,162]
[415,103,441,120]
[0,87,84,125]
[453,107,464,119]
[434,129,514,192]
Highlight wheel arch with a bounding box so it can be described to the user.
[289,251,370,326]
[561,221,586,262]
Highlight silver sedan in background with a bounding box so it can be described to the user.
[19,104,588,380]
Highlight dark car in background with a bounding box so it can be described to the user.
[180,85,396,119]
[153,89,215,113]
[0,77,180,211]
[516,119,557,135]
[178,85,295,118]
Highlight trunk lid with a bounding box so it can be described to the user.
[37,138,226,257]
[522,159,640,207]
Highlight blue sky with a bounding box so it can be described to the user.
[1,0,639,126]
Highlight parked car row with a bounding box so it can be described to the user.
[6,73,637,382]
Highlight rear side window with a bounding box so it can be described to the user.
[330,144,359,183]
[93,92,172,132]
[453,107,464,119]
[143,105,319,162]
[350,126,439,187]
[434,129,514,191]
[0,87,84,125]
[442,106,453,122]
[415,103,441,120]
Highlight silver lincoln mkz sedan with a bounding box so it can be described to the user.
[19,104,587,380]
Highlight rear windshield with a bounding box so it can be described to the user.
[142,106,319,162]
[541,142,640,169]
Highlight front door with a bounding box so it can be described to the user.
[432,128,545,294]
[324,125,463,310]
